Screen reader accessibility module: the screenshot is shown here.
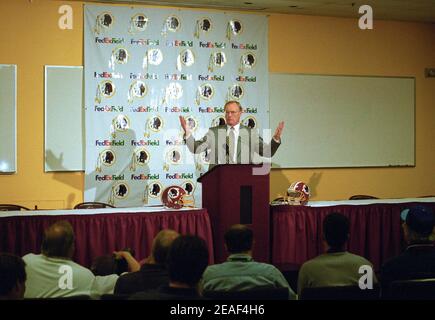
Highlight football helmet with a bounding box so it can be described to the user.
[287,181,310,205]
[161,185,194,209]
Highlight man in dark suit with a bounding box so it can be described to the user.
[381,205,435,297]
[180,101,284,170]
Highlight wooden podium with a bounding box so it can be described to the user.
[198,164,270,263]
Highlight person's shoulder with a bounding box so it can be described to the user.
[299,254,326,271]
[344,252,375,265]
[117,269,141,282]
[203,262,225,273]
[22,253,39,261]
[212,125,227,130]
[253,261,286,274]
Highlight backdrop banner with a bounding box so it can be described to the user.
[84,5,269,207]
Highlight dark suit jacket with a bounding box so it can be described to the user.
[114,264,169,295]
[185,124,281,170]
[380,243,435,294]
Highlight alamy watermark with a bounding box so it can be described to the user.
[358,265,374,289]
[358,5,373,30]
[58,5,73,30]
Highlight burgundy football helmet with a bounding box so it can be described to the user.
[161,185,194,209]
[287,181,310,205]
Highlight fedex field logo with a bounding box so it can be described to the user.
[95,37,124,44]
[131,140,160,146]
[198,106,224,113]
[166,173,194,179]
[95,174,124,181]
[94,105,124,112]
[95,140,124,146]
[164,106,191,113]
[231,43,257,50]
[130,173,160,180]
[199,41,225,48]
[198,75,225,81]
[166,138,185,146]
[94,72,123,79]
[130,106,159,112]
[236,76,256,82]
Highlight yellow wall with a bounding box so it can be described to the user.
[0,0,433,209]
[269,14,435,200]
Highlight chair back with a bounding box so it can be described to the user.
[0,204,30,211]
[203,287,289,300]
[301,285,380,300]
[25,295,91,300]
[386,278,435,300]
[73,202,115,209]
[100,294,130,300]
[349,195,379,200]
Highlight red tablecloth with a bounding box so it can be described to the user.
[272,202,435,272]
[0,208,214,267]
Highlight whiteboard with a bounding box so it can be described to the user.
[0,65,17,173]
[269,73,415,168]
[45,66,84,171]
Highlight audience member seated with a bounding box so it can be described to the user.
[381,205,435,298]
[115,229,179,295]
[92,247,136,276]
[298,213,377,297]
[23,220,140,298]
[0,253,26,300]
[91,250,139,295]
[201,224,296,300]
[129,235,208,300]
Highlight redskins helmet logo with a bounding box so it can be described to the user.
[161,185,194,209]
[162,15,181,36]
[148,182,163,198]
[166,148,182,165]
[239,52,256,74]
[165,82,183,100]
[113,182,129,199]
[194,17,212,38]
[208,51,226,72]
[129,14,148,33]
[113,114,130,131]
[113,47,128,65]
[147,115,163,132]
[95,80,115,103]
[229,84,244,100]
[100,149,115,166]
[226,19,242,40]
[212,116,226,127]
[128,80,147,103]
[94,12,114,34]
[242,116,257,129]
[143,49,163,70]
[287,181,310,205]
[166,16,181,32]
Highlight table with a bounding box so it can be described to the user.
[0,206,214,267]
[271,198,435,272]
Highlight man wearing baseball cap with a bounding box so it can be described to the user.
[381,205,435,296]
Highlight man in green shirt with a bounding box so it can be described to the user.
[297,213,377,297]
[201,224,296,299]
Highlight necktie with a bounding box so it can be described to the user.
[228,127,236,164]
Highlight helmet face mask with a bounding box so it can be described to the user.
[287,181,310,205]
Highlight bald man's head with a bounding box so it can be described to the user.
[41,220,75,259]
[151,229,180,265]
